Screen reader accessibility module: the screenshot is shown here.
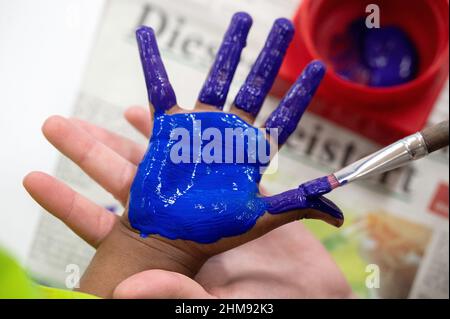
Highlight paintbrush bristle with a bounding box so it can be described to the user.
[327,174,340,189]
[300,175,339,197]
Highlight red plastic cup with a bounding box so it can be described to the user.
[274,0,449,145]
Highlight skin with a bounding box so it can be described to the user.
[23,13,350,298]
[23,106,352,299]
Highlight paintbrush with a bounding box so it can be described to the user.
[303,120,449,197]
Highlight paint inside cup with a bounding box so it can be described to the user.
[330,18,418,87]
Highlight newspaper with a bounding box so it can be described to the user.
[27,0,449,298]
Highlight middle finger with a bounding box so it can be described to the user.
[196,12,252,110]
[230,18,294,123]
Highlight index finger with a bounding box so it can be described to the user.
[265,61,326,146]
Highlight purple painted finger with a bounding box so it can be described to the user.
[198,12,252,109]
[234,18,294,117]
[265,60,326,145]
[262,180,344,227]
[136,26,177,113]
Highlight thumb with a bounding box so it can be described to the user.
[294,195,344,227]
[113,269,215,299]
[262,188,344,227]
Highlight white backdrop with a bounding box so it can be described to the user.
[0,0,105,262]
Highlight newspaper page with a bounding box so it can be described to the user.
[27,0,449,299]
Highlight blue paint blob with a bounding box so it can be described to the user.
[129,112,267,243]
[136,26,177,113]
[234,18,294,117]
[331,19,417,87]
[129,112,342,243]
[198,12,252,109]
[363,27,417,87]
[265,61,326,145]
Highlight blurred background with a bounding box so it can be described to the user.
[0,0,104,261]
[0,0,448,298]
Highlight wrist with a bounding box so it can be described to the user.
[78,219,207,298]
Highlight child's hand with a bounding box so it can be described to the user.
[24,12,344,297]
[125,13,342,249]
[24,108,351,299]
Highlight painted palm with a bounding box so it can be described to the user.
[129,13,344,244]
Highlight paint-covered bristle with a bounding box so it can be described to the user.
[327,174,340,189]
[301,176,333,197]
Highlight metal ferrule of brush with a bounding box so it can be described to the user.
[334,132,429,185]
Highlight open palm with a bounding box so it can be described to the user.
[24,107,351,299]
[24,12,346,298]
[126,13,342,247]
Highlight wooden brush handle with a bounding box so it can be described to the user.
[421,120,449,153]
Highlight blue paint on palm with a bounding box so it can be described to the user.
[129,111,344,243]
[129,112,269,243]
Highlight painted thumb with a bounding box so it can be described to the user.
[263,191,344,227]
[113,269,214,299]
[295,196,344,227]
